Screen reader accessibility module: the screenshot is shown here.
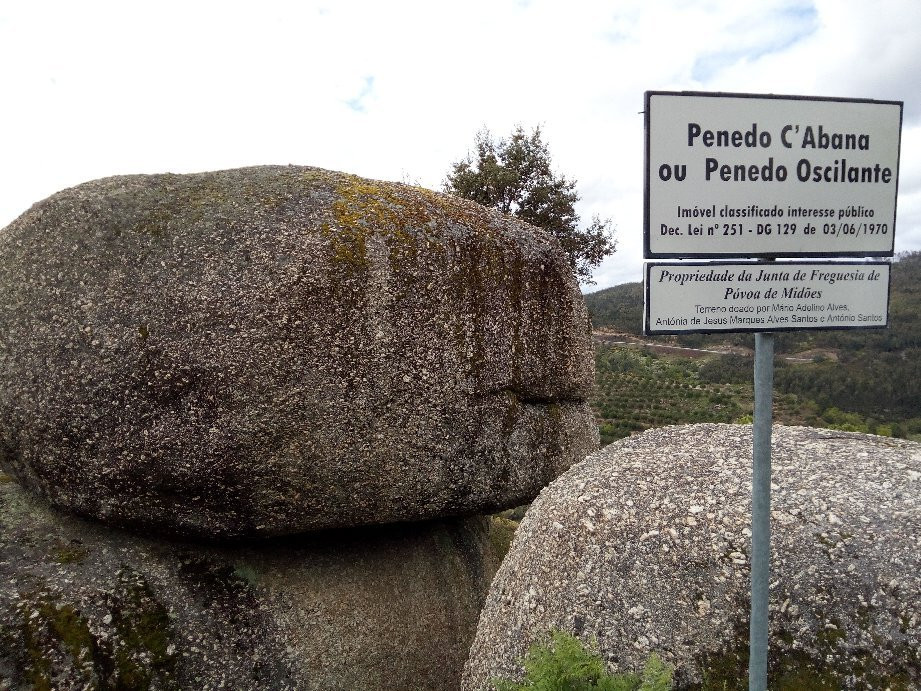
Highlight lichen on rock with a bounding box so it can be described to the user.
[0,476,502,690]
[0,165,596,539]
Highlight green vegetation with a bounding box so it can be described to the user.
[232,562,261,587]
[488,515,520,561]
[591,343,915,445]
[587,252,921,443]
[445,125,616,282]
[492,631,672,691]
[593,345,748,445]
[584,282,643,333]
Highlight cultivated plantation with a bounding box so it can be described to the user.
[592,344,748,445]
[590,341,914,447]
[587,251,921,446]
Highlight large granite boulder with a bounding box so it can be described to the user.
[0,472,503,690]
[0,166,596,539]
[464,424,921,690]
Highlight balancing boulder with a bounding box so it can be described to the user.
[0,166,596,538]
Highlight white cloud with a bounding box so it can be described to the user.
[1,0,918,289]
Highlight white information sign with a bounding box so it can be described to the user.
[645,261,890,334]
[645,92,903,258]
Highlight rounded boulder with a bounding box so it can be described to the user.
[464,424,921,689]
[0,166,596,538]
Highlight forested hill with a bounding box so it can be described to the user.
[584,251,921,422]
[584,281,644,335]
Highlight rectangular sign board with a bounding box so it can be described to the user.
[645,91,903,258]
[645,261,890,334]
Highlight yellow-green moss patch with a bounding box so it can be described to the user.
[488,516,519,561]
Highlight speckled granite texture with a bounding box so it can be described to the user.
[464,424,921,690]
[0,474,502,690]
[0,166,596,539]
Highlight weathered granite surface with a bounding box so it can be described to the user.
[464,424,921,690]
[0,166,596,539]
[0,473,502,690]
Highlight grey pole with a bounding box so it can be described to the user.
[749,332,774,691]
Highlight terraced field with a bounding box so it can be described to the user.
[591,343,819,446]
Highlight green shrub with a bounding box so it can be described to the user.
[492,630,672,691]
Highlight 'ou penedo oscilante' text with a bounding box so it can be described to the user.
[655,123,895,184]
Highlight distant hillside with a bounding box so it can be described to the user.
[585,251,921,421]
[583,281,644,334]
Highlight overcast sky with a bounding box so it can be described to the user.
[1,0,919,291]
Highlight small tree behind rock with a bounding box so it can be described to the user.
[444,125,616,284]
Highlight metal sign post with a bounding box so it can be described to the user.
[749,332,774,691]
[642,90,902,690]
